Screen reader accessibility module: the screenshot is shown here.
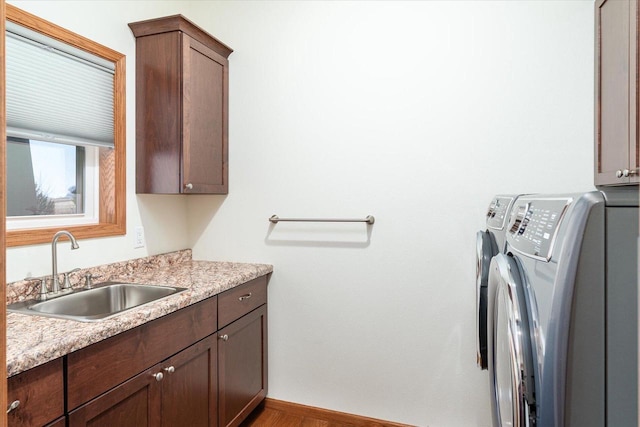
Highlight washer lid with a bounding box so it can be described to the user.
[476,230,498,370]
[490,254,536,427]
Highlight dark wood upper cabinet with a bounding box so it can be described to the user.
[595,0,640,185]
[129,15,232,194]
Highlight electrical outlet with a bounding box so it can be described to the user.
[134,226,145,248]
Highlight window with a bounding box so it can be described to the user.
[6,137,98,225]
[5,5,125,246]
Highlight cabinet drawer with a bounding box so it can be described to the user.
[7,358,64,427]
[219,276,267,328]
[67,296,217,410]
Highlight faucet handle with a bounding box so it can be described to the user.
[84,273,103,289]
[61,268,81,292]
[23,277,49,301]
[36,278,49,301]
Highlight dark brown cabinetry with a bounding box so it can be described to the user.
[69,363,161,427]
[7,358,64,427]
[218,278,268,427]
[595,0,640,185]
[66,296,218,426]
[69,335,217,427]
[8,275,268,427]
[66,296,218,410]
[129,15,233,194]
[162,336,218,426]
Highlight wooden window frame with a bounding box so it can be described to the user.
[5,4,126,247]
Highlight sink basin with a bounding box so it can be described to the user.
[7,282,187,322]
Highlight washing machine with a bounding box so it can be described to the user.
[487,190,638,427]
[476,195,519,370]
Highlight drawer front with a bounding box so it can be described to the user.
[218,276,267,328]
[8,358,64,427]
[67,296,217,410]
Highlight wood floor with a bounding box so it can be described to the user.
[240,399,413,427]
[241,406,354,427]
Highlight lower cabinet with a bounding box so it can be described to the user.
[68,335,217,427]
[162,335,217,427]
[218,305,267,427]
[8,274,269,427]
[68,364,162,427]
[7,358,64,427]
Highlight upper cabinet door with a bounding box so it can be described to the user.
[595,0,640,185]
[129,15,232,194]
[182,35,229,194]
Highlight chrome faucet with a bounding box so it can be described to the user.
[51,230,79,294]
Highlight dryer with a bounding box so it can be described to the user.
[476,195,518,370]
[487,190,638,427]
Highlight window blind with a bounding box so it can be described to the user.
[5,21,115,148]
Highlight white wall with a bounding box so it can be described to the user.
[2,1,594,426]
[5,1,195,282]
[186,1,595,426]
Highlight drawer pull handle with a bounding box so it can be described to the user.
[219,334,229,341]
[238,293,252,301]
[153,372,164,382]
[164,366,175,374]
[6,400,19,414]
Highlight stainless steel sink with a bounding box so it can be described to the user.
[7,282,186,322]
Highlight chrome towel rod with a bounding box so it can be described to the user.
[269,215,375,225]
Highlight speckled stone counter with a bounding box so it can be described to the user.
[6,249,273,377]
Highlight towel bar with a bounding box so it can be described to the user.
[269,215,375,225]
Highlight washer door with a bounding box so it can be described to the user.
[476,230,498,369]
[489,254,536,427]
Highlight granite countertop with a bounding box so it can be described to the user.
[6,250,273,377]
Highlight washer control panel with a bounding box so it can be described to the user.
[486,196,516,230]
[506,198,571,261]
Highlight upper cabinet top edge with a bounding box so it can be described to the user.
[128,14,233,58]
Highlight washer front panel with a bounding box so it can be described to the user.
[487,196,516,231]
[506,198,572,261]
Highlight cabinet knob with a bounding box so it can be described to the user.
[616,170,624,178]
[164,366,175,374]
[152,372,164,382]
[184,183,193,190]
[219,334,229,341]
[6,400,20,414]
[623,169,638,177]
